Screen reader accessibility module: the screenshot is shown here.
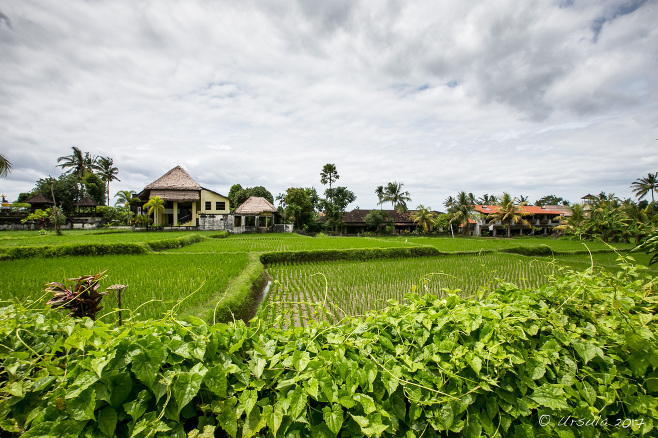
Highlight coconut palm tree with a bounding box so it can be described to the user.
[410,205,437,232]
[631,172,658,203]
[144,196,165,225]
[486,192,531,238]
[0,153,11,178]
[114,190,136,225]
[447,191,475,236]
[375,185,385,210]
[553,204,587,239]
[383,182,412,213]
[57,147,86,180]
[95,157,120,205]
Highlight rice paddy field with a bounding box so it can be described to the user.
[259,250,658,329]
[0,252,249,322]
[0,230,198,247]
[0,229,649,327]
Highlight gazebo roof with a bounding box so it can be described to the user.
[145,166,201,191]
[234,196,278,215]
[24,193,54,204]
[75,196,99,207]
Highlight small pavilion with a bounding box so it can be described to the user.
[24,193,54,213]
[233,196,278,231]
[75,196,99,216]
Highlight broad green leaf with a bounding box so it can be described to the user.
[529,385,570,410]
[293,350,311,372]
[97,406,117,437]
[204,366,228,397]
[123,389,151,421]
[107,372,132,409]
[242,406,266,438]
[65,371,99,399]
[67,387,95,421]
[267,403,284,437]
[215,397,238,438]
[323,404,344,435]
[188,425,216,438]
[572,341,596,365]
[239,389,258,417]
[174,364,207,413]
[354,393,377,415]
[288,386,307,419]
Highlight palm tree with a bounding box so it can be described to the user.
[486,192,531,238]
[383,182,412,213]
[95,157,120,205]
[144,196,165,225]
[0,153,11,178]
[57,147,87,180]
[553,204,587,239]
[631,172,658,203]
[447,191,475,236]
[477,194,498,205]
[320,164,340,191]
[115,190,136,225]
[410,205,436,232]
[375,185,385,210]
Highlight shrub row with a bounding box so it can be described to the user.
[0,260,656,437]
[259,246,442,264]
[0,234,203,261]
[208,230,230,239]
[500,246,622,257]
[196,252,266,325]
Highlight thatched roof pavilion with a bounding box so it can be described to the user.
[75,196,99,216]
[234,197,278,215]
[139,166,201,202]
[24,193,54,212]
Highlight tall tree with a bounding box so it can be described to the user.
[94,156,120,206]
[486,193,531,238]
[383,182,412,213]
[57,147,87,181]
[82,173,106,205]
[0,153,11,178]
[477,194,498,205]
[281,187,318,230]
[321,186,355,233]
[631,172,658,203]
[535,195,569,206]
[320,164,340,192]
[115,190,136,225]
[375,185,385,210]
[447,191,476,236]
[410,205,437,232]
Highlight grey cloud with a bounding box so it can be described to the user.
[0,10,12,29]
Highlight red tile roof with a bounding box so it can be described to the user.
[472,205,564,215]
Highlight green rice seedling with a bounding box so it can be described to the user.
[0,252,249,321]
[263,253,578,328]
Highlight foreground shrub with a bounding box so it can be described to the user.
[0,258,656,437]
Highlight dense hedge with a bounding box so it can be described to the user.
[0,234,203,261]
[209,231,230,239]
[1,259,656,437]
[500,246,621,257]
[260,246,443,264]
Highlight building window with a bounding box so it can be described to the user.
[205,201,211,210]
[216,201,225,211]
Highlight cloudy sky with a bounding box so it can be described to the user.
[1,0,656,210]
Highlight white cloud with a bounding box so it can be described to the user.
[0,0,656,209]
